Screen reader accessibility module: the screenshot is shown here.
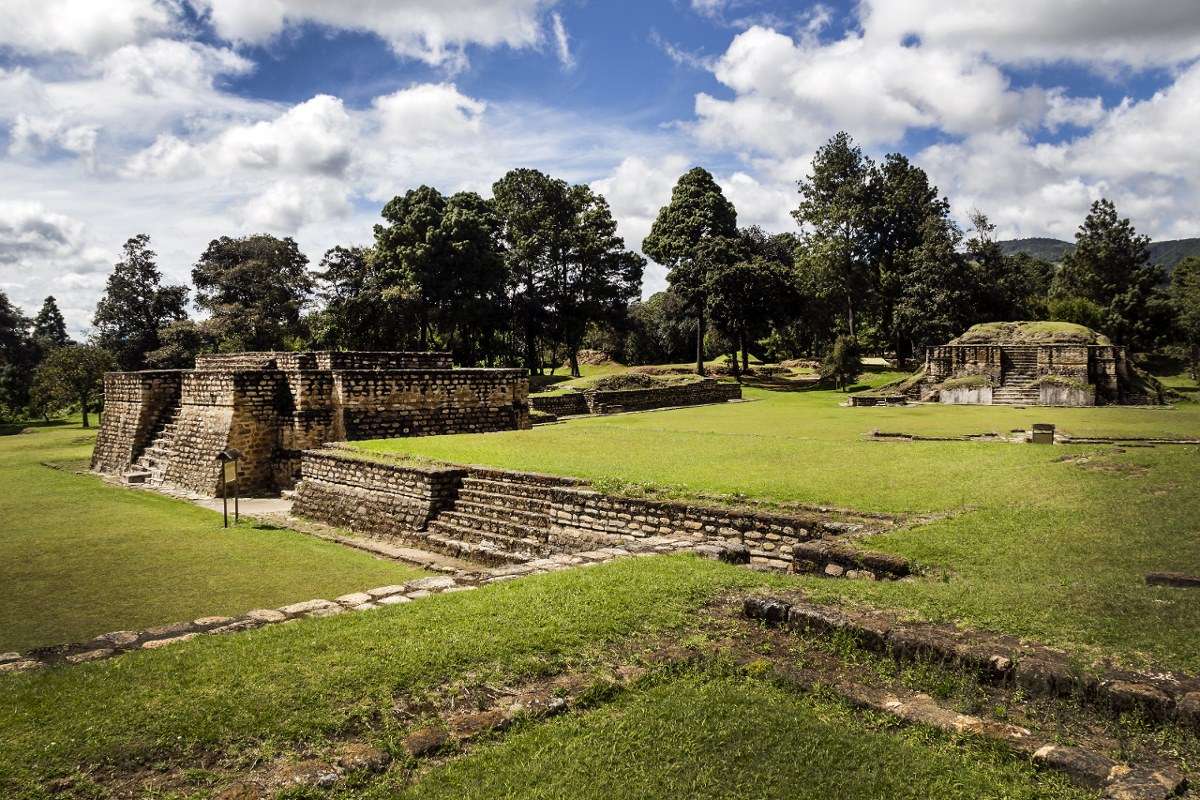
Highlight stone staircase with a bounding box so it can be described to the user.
[415,474,619,567]
[993,347,1040,405]
[124,406,181,486]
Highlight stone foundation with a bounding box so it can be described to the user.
[530,379,741,416]
[292,449,883,570]
[92,352,530,496]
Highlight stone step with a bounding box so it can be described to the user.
[429,517,555,556]
[123,470,152,484]
[459,476,574,502]
[448,498,553,531]
[456,486,559,514]
[421,528,534,566]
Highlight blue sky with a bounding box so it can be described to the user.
[2,0,1200,333]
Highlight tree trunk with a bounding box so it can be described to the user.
[846,295,856,340]
[695,310,706,376]
[80,395,89,429]
[728,347,740,380]
[569,347,580,379]
[740,330,749,374]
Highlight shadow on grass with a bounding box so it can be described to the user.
[0,418,73,436]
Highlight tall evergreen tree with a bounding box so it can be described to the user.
[642,167,738,375]
[94,235,189,370]
[1172,256,1200,380]
[32,296,69,348]
[554,186,644,377]
[893,215,976,355]
[192,234,313,352]
[492,169,576,372]
[374,186,450,350]
[1053,199,1167,351]
[793,132,874,340]
[0,291,34,418]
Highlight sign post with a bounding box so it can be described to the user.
[216,449,242,528]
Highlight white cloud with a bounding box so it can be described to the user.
[0,0,175,57]
[862,0,1200,69]
[8,114,100,170]
[550,12,574,71]
[192,0,558,68]
[241,177,353,232]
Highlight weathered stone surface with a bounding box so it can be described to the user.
[334,592,373,607]
[193,616,235,628]
[403,726,448,757]
[66,648,114,664]
[141,633,197,649]
[141,621,197,640]
[0,659,41,672]
[97,630,141,647]
[407,576,457,592]
[1103,765,1188,800]
[366,585,409,599]
[378,594,412,606]
[0,651,21,663]
[244,609,287,623]
[336,743,391,773]
[1033,745,1116,789]
[277,599,339,617]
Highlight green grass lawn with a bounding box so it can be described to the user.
[0,421,424,652]
[360,377,1200,671]
[0,557,780,797]
[378,675,1086,800]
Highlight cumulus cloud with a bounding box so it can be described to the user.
[0,0,176,57]
[862,0,1200,69]
[191,0,558,68]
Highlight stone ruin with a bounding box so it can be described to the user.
[91,351,530,496]
[917,322,1161,406]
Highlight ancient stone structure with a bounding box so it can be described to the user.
[529,378,741,417]
[91,352,529,496]
[292,448,889,571]
[918,322,1159,406]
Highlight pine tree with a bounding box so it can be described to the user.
[32,296,70,348]
[642,167,738,374]
[94,235,189,370]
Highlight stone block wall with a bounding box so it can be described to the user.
[336,369,530,439]
[529,379,741,417]
[90,371,182,473]
[529,393,590,417]
[293,453,855,570]
[925,346,1002,384]
[292,450,465,534]
[195,351,453,371]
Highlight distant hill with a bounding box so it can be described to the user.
[998,237,1200,275]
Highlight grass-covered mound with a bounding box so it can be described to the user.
[532,369,704,397]
[951,321,1111,346]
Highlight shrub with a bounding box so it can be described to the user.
[819,336,862,391]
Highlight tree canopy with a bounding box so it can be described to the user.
[93,235,189,370]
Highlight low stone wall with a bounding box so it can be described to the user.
[940,386,992,405]
[292,450,464,534]
[528,393,589,417]
[529,379,741,417]
[293,452,872,570]
[1040,384,1095,406]
[90,371,181,473]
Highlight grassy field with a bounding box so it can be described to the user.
[381,675,1086,800]
[0,421,423,652]
[361,372,1200,671]
[0,557,1087,799]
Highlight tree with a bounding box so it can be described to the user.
[312,245,399,350]
[554,186,644,376]
[32,296,69,349]
[1172,256,1200,380]
[435,191,509,365]
[966,212,1054,323]
[893,215,976,356]
[1053,199,1167,351]
[820,335,862,391]
[94,235,189,370]
[642,167,738,375]
[192,234,313,352]
[31,345,115,428]
[0,291,34,419]
[492,169,577,372]
[621,290,696,365]
[793,132,874,340]
[705,228,799,374]
[144,319,217,369]
[374,186,450,350]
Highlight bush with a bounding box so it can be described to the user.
[819,336,862,391]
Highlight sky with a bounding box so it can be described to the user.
[2,0,1200,335]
